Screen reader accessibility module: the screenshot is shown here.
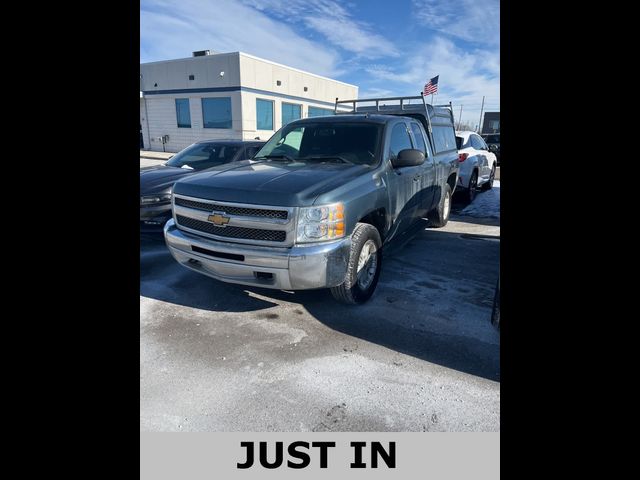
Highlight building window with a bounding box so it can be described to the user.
[490,120,500,131]
[256,99,274,130]
[175,98,191,128]
[308,106,333,118]
[202,97,232,129]
[282,102,301,126]
[188,74,195,81]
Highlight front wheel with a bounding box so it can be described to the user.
[330,223,382,305]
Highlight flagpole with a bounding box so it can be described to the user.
[478,95,485,133]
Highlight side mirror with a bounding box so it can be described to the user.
[392,149,425,168]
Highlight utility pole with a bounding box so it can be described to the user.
[457,104,463,130]
[478,95,485,133]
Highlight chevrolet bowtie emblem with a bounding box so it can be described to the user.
[207,212,230,226]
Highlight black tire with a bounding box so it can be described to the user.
[427,183,452,228]
[482,164,496,191]
[330,223,382,305]
[465,170,478,203]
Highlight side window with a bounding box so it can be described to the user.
[432,127,448,152]
[443,126,457,151]
[470,135,485,150]
[435,127,457,152]
[410,123,427,156]
[388,123,413,160]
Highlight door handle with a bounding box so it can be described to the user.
[413,175,421,182]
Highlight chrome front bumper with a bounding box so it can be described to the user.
[163,219,351,290]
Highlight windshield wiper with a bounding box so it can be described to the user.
[299,155,354,165]
[255,154,296,162]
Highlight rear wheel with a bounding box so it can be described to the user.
[427,183,452,228]
[482,164,496,191]
[330,223,382,305]
[465,170,478,203]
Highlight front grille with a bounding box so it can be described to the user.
[175,197,288,219]
[176,215,286,242]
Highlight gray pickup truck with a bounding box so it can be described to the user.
[164,95,459,304]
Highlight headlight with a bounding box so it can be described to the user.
[140,193,172,205]
[296,203,345,243]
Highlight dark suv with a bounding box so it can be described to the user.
[482,133,500,164]
[140,140,265,230]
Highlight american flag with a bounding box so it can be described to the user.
[423,75,439,95]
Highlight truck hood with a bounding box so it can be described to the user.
[140,165,195,194]
[172,159,370,207]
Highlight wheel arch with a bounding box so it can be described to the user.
[358,208,387,242]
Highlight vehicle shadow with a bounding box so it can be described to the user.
[141,216,499,381]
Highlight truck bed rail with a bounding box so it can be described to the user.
[334,94,455,136]
[334,95,429,114]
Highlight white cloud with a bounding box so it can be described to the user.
[241,0,398,58]
[364,36,499,123]
[358,87,397,99]
[140,0,340,77]
[140,0,499,124]
[412,0,500,46]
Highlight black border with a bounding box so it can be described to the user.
[14,0,141,470]
[15,0,590,473]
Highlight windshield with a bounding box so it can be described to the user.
[485,135,500,144]
[166,143,241,170]
[255,122,382,166]
[455,136,464,149]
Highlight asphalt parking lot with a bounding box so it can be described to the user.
[140,181,500,432]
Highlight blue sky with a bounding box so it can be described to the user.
[141,0,499,127]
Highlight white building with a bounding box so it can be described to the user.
[140,51,358,152]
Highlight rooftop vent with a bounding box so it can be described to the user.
[192,50,211,57]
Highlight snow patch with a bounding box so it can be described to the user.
[460,181,500,219]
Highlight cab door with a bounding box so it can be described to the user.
[409,121,436,216]
[384,122,423,238]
